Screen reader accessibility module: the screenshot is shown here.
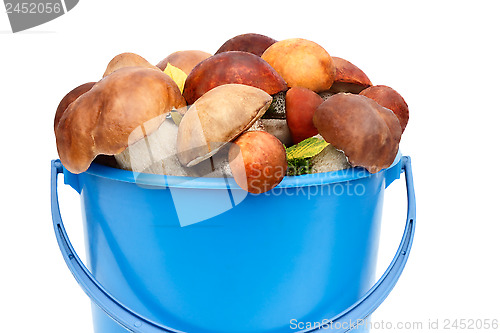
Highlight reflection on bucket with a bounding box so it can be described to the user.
[114,114,251,226]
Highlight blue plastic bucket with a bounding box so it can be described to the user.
[51,154,416,333]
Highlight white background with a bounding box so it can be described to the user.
[1,1,499,332]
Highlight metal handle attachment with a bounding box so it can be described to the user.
[51,156,416,333]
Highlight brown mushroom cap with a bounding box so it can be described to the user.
[156,50,212,74]
[183,51,287,105]
[360,85,409,132]
[56,67,186,174]
[313,93,401,173]
[229,131,287,194]
[215,33,277,57]
[261,38,335,92]
[329,57,372,93]
[54,82,95,131]
[177,84,272,167]
[102,52,160,77]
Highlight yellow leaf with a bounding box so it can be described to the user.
[164,63,188,94]
[286,137,330,160]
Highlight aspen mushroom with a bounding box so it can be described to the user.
[229,131,287,194]
[55,66,186,174]
[313,93,402,173]
[285,87,324,144]
[261,38,335,92]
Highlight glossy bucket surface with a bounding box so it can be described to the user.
[64,154,402,333]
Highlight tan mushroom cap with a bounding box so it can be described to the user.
[177,84,272,167]
[313,93,401,173]
[56,67,186,174]
[102,52,160,77]
[54,82,95,131]
[261,38,335,92]
[156,50,212,74]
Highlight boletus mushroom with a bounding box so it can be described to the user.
[328,56,372,94]
[177,84,272,167]
[360,85,409,133]
[229,131,287,194]
[157,50,212,96]
[215,33,277,57]
[102,52,160,77]
[183,51,287,105]
[115,115,234,178]
[55,66,186,174]
[54,82,95,131]
[114,117,190,176]
[313,93,402,173]
[156,50,212,74]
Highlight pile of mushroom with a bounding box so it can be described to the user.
[54,33,409,194]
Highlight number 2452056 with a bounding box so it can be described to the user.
[5,2,62,14]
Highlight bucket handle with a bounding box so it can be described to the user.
[50,156,416,333]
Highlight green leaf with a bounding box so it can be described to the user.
[286,137,330,175]
[287,158,312,176]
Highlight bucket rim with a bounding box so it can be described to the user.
[82,151,402,190]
